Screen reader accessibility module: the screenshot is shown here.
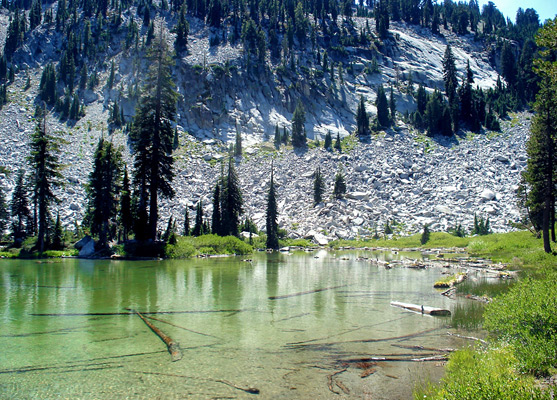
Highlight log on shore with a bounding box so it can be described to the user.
[134,311,182,362]
[391,301,451,316]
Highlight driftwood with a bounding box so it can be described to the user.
[144,315,221,340]
[447,332,487,344]
[441,287,456,297]
[338,354,448,363]
[327,368,348,395]
[286,315,410,346]
[269,285,347,300]
[30,309,248,316]
[0,350,165,376]
[134,311,182,362]
[392,344,456,352]
[287,327,442,349]
[130,370,259,394]
[391,301,451,316]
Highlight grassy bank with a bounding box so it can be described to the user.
[165,234,253,258]
[410,230,557,399]
[331,230,557,271]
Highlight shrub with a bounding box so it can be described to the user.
[414,346,550,399]
[484,271,557,375]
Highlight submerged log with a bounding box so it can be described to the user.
[269,285,347,300]
[130,370,259,394]
[390,301,451,316]
[134,311,182,362]
[31,309,247,316]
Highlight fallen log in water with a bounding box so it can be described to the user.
[269,285,347,300]
[134,311,182,362]
[287,327,442,349]
[130,370,260,394]
[390,301,451,316]
[447,332,487,344]
[391,344,456,352]
[30,309,248,316]
[144,315,221,340]
[327,368,348,395]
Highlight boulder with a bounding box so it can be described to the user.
[78,237,96,258]
[480,188,496,201]
[74,235,92,250]
[346,192,369,201]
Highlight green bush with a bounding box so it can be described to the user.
[415,347,550,399]
[165,235,253,258]
[192,234,252,255]
[484,271,557,375]
[164,237,197,258]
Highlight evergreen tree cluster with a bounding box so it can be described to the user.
[208,157,244,237]
[409,45,506,136]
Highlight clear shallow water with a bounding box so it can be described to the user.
[0,250,463,399]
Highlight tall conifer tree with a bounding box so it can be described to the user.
[266,165,279,250]
[84,139,123,249]
[10,169,30,242]
[131,32,178,241]
[28,111,63,253]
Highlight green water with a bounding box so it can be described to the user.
[0,250,462,399]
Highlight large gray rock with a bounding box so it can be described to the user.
[346,192,369,201]
[75,236,96,258]
[480,189,496,201]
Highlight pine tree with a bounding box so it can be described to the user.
[356,96,369,137]
[84,138,123,249]
[416,83,427,115]
[131,33,178,241]
[266,165,279,250]
[523,82,556,252]
[376,84,389,128]
[313,166,325,205]
[334,132,342,151]
[282,127,289,145]
[120,166,133,241]
[221,157,243,236]
[375,0,389,39]
[324,131,332,149]
[500,41,517,88]
[443,45,458,106]
[39,63,57,105]
[192,200,204,236]
[4,9,23,58]
[459,60,474,125]
[291,100,307,148]
[420,224,430,244]
[183,207,190,236]
[333,168,346,199]
[0,184,7,236]
[51,211,64,250]
[30,0,42,30]
[211,181,221,235]
[10,169,30,243]
[28,112,63,253]
[274,125,281,149]
[175,5,189,53]
[234,126,242,157]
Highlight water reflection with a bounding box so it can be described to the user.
[0,250,460,399]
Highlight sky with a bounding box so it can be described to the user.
[477,0,556,24]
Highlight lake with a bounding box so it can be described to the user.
[0,250,466,399]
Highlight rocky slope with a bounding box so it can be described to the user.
[0,11,529,240]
